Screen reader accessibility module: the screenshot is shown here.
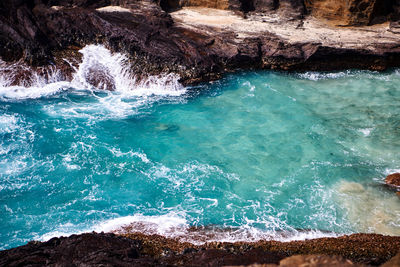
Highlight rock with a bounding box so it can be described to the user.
[279,254,364,266]
[1,233,400,266]
[85,64,116,91]
[385,173,400,189]
[381,252,400,267]
[1,0,400,86]
[0,233,145,266]
[305,0,394,26]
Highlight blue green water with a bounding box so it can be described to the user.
[1,53,400,249]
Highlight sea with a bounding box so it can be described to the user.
[0,45,399,250]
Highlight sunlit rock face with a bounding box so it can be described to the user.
[305,0,396,25]
[158,0,231,11]
[159,0,305,16]
[160,0,398,24]
[181,0,230,9]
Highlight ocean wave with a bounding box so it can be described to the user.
[297,69,400,81]
[38,212,339,245]
[0,45,184,119]
[297,71,352,81]
[0,45,186,102]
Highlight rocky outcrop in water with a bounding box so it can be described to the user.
[1,0,400,85]
[1,232,400,266]
[385,173,400,198]
[385,173,400,188]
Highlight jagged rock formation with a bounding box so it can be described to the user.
[0,0,400,85]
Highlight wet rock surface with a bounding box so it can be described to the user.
[1,232,400,266]
[385,173,400,189]
[1,0,400,86]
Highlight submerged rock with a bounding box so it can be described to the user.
[385,173,400,189]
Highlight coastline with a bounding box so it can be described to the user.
[1,1,400,86]
[1,0,400,265]
[1,232,399,266]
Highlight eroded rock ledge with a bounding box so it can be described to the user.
[1,0,400,85]
[1,232,400,266]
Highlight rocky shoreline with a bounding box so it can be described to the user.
[1,0,400,86]
[1,232,400,266]
[1,1,400,266]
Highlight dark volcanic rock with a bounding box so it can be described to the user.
[0,233,147,266]
[1,232,400,266]
[1,0,400,85]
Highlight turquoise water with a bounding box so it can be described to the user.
[1,52,400,249]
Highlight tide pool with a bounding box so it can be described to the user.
[1,47,400,250]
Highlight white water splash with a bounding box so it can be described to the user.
[358,128,373,137]
[0,61,70,99]
[0,45,185,100]
[38,211,338,245]
[298,71,351,81]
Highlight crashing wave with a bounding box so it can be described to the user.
[38,212,339,245]
[0,45,185,100]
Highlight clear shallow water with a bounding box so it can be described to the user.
[1,46,400,250]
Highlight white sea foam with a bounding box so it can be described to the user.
[104,214,339,244]
[298,71,351,81]
[37,211,339,245]
[298,70,400,82]
[0,114,19,133]
[359,128,373,136]
[384,168,400,175]
[0,61,70,99]
[108,147,151,164]
[0,45,184,120]
[0,45,185,102]
[71,45,185,96]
